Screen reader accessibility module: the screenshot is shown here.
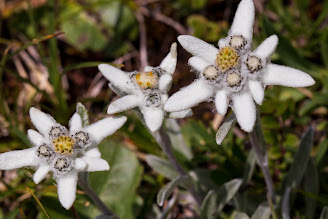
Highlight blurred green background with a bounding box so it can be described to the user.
[0,0,327,218]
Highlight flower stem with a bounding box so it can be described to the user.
[78,173,117,218]
[153,127,202,205]
[248,114,276,204]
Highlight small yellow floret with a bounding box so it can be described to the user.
[216,46,239,72]
[135,71,158,89]
[53,135,75,155]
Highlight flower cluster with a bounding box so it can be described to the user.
[164,0,315,132]
[0,107,126,209]
[99,43,192,133]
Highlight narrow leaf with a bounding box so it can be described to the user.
[304,159,319,219]
[216,113,236,145]
[25,186,50,219]
[200,190,217,219]
[217,178,243,212]
[157,175,190,206]
[234,212,250,219]
[145,155,179,180]
[251,203,271,219]
[320,206,328,219]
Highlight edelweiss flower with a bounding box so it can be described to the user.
[0,107,127,209]
[99,43,192,132]
[164,0,315,132]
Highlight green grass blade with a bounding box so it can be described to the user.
[25,186,50,219]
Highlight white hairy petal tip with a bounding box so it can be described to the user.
[188,56,211,73]
[69,113,82,135]
[27,129,45,146]
[85,148,101,158]
[263,64,315,87]
[215,90,228,116]
[159,42,177,74]
[33,165,50,184]
[177,35,218,64]
[229,0,255,40]
[83,157,110,172]
[57,173,77,210]
[85,116,127,144]
[254,35,278,59]
[164,79,215,112]
[0,148,37,170]
[75,158,87,171]
[159,74,173,92]
[98,64,132,93]
[248,80,264,105]
[232,92,256,132]
[107,95,140,114]
[141,107,165,132]
[29,107,57,136]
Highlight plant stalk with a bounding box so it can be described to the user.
[249,129,276,204]
[154,127,202,205]
[78,174,117,218]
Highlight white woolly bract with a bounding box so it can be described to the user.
[178,35,218,65]
[29,107,57,136]
[27,129,45,146]
[169,109,193,119]
[159,74,173,93]
[69,113,83,135]
[263,64,315,87]
[140,106,165,132]
[229,0,255,40]
[85,116,127,144]
[159,42,177,74]
[0,148,37,170]
[188,56,210,73]
[232,92,256,132]
[215,90,228,116]
[107,95,140,114]
[164,79,215,112]
[83,157,110,172]
[248,80,264,105]
[98,64,133,93]
[33,165,50,184]
[57,173,77,210]
[254,35,278,59]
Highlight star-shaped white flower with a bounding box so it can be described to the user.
[99,43,192,132]
[0,107,127,209]
[164,0,315,132]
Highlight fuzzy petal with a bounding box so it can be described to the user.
[248,80,264,105]
[178,35,218,64]
[263,64,315,87]
[0,148,37,170]
[169,109,193,119]
[215,90,228,116]
[29,107,57,136]
[232,92,256,132]
[98,64,133,93]
[159,42,177,74]
[33,165,50,184]
[164,79,215,112]
[75,158,87,171]
[141,107,165,132]
[107,95,140,114]
[254,35,278,59]
[85,148,101,158]
[188,56,211,73]
[229,0,255,40]
[57,173,77,210]
[85,116,127,144]
[159,74,173,93]
[69,113,82,135]
[83,157,110,172]
[27,129,46,146]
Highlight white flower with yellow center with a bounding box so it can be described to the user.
[99,43,192,133]
[164,0,315,132]
[0,107,127,209]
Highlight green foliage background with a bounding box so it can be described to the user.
[0,0,327,218]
